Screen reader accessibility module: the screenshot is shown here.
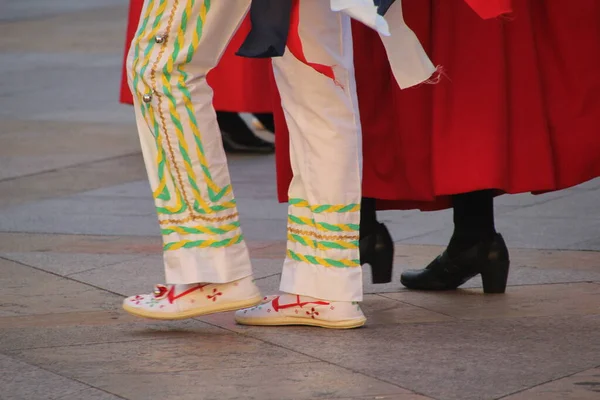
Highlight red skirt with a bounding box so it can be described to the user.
[119,0,274,113]
[274,0,600,210]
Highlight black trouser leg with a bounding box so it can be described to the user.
[360,197,378,239]
[448,190,496,256]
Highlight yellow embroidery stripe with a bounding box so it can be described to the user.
[133,0,168,107]
[128,1,179,207]
[162,222,240,236]
[289,198,360,213]
[176,1,230,200]
[164,234,243,251]
[148,105,186,214]
[287,215,359,233]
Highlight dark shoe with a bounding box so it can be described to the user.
[360,223,394,284]
[217,111,275,154]
[252,113,275,133]
[221,130,274,154]
[400,233,510,293]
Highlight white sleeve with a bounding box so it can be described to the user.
[330,0,391,36]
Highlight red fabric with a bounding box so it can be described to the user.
[286,0,338,84]
[119,0,274,113]
[463,0,512,19]
[208,17,274,113]
[274,0,600,211]
[119,0,144,105]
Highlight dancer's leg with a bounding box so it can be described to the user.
[123,0,262,319]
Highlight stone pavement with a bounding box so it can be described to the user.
[0,2,599,400]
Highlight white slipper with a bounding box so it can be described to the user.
[234,293,366,329]
[123,276,262,320]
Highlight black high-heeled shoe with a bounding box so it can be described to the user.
[400,233,510,293]
[360,223,395,284]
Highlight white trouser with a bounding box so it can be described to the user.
[127,0,364,301]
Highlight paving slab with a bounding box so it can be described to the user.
[0,54,131,123]
[0,232,161,254]
[0,0,126,22]
[0,354,97,400]
[504,188,600,220]
[80,181,155,199]
[402,215,600,251]
[66,255,165,296]
[50,361,413,400]
[382,283,600,320]
[0,258,119,317]
[571,178,600,191]
[237,218,288,241]
[0,5,127,53]
[0,199,161,236]
[235,315,600,400]
[1,252,142,276]
[52,388,126,400]
[8,336,317,377]
[0,120,138,180]
[0,154,147,208]
[323,396,432,400]
[381,210,452,242]
[0,313,216,352]
[503,366,600,400]
[574,238,600,251]
[493,190,574,207]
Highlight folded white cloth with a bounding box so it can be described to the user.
[330,0,391,36]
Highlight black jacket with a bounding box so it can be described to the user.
[237,0,396,58]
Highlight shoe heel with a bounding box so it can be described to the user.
[370,250,394,284]
[360,223,395,284]
[481,260,509,294]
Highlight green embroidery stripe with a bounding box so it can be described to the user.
[288,234,358,250]
[131,1,178,208]
[131,0,157,110]
[136,0,168,120]
[177,7,229,203]
[161,221,240,236]
[156,203,188,215]
[151,106,181,205]
[151,108,188,215]
[287,215,359,232]
[155,150,170,201]
[156,199,235,216]
[286,250,360,268]
[164,234,243,251]
[158,3,210,208]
